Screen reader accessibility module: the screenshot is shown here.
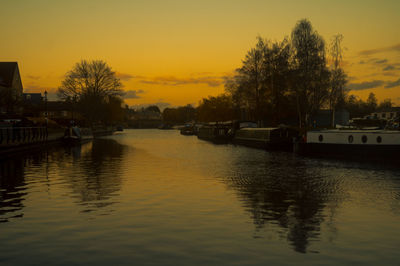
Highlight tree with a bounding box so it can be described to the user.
[145,105,161,114]
[232,37,266,123]
[366,92,378,113]
[291,19,330,128]
[378,98,392,111]
[328,34,347,127]
[58,60,124,124]
[162,105,196,124]
[58,60,122,100]
[197,94,235,122]
[262,38,292,125]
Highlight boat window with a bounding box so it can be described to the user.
[318,135,323,142]
[362,135,368,143]
[348,135,353,143]
[376,136,382,143]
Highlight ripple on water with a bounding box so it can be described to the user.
[1,130,400,265]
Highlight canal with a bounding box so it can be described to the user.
[1,129,399,265]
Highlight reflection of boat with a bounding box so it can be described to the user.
[301,129,400,159]
[63,127,93,144]
[233,127,298,151]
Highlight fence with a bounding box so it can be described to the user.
[0,127,48,147]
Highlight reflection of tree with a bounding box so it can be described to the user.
[0,157,26,223]
[66,139,126,211]
[223,154,339,253]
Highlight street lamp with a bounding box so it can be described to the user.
[44,90,48,128]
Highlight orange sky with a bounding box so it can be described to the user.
[1,0,399,108]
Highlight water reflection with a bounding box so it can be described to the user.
[0,157,27,223]
[222,152,340,253]
[64,139,126,212]
[0,139,126,222]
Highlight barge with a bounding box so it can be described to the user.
[233,127,298,151]
[302,129,400,159]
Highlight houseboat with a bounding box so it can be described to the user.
[197,122,233,143]
[303,129,400,159]
[63,126,93,144]
[233,127,298,151]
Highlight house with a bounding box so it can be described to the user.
[0,62,24,114]
[370,107,400,121]
[23,93,43,105]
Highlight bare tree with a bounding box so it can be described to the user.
[58,60,123,101]
[328,34,347,127]
[58,60,124,124]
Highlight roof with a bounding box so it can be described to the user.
[0,62,18,87]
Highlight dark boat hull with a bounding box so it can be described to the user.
[303,143,400,160]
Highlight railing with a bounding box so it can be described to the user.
[0,127,48,147]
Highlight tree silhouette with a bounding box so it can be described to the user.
[57,60,124,124]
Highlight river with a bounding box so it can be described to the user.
[0,129,399,265]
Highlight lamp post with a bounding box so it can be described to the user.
[44,90,48,129]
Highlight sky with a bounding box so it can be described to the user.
[1,0,400,108]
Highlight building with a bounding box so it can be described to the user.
[370,107,400,120]
[0,62,24,114]
[23,93,43,105]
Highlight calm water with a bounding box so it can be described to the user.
[1,129,399,265]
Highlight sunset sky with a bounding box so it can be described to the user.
[1,0,399,108]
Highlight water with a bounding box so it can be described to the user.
[1,129,399,265]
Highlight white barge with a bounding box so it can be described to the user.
[304,129,400,158]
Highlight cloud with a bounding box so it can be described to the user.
[385,78,400,89]
[348,78,400,90]
[137,75,225,87]
[383,65,395,71]
[115,72,134,81]
[347,80,385,91]
[122,89,145,99]
[359,43,400,56]
[26,75,41,80]
[374,59,388,64]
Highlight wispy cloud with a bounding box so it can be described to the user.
[137,75,226,87]
[123,89,145,99]
[25,75,41,80]
[115,72,135,81]
[347,80,385,91]
[348,78,400,91]
[359,43,400,56]
[385,78,400,89]
[383,65,395,71]
[374,59,388,64]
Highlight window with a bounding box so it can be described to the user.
[348,135,354,143]
[377,136,382,143]
[362,135,368,143]
[318,135,323,142]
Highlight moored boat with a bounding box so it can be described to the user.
[197,122,233,143]
[63,126,93,145]
[233,127,298,151]
[302,129,400,159]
